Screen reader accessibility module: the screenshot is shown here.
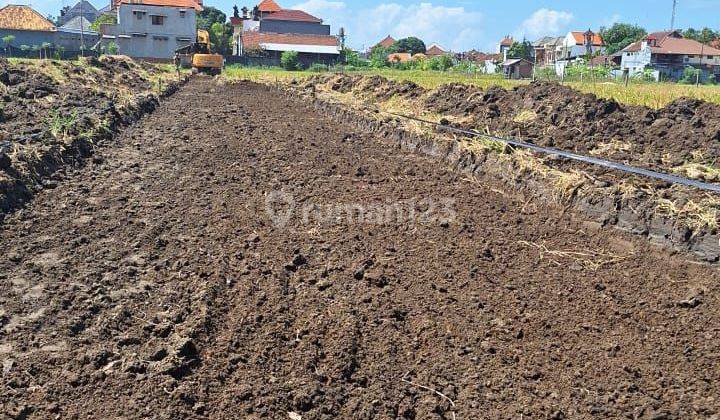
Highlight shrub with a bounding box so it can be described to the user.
[107,42,119,55]
[679,67,701,84]
[308,63,328,73]
[426,55,454,71]
[280,51,301,71]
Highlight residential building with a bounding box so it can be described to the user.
[375,35,396,50]
[99,0,201,60]
[620,31,720,81]
[426,43,447,57]
[498,36,513,60]
[231,0,340,66]
[0,5,57,48]
[533,36,564,65]
[559,30,605,60]
[502,58,533,79]
[0,4,97,52]
[59,1,100,26]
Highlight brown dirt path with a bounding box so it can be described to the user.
[1,78,719,419]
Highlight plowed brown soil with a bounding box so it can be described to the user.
[1,78,719,419]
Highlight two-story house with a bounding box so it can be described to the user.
[231,0,340,67]
[99,0,201,60]
[559,30,605,60]
[620,31,720,81]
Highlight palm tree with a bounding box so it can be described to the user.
[2,35,15,55]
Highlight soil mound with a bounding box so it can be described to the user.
[0,56,177,218]
[312,75,720,174]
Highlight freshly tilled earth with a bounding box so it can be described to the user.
[1,78,719,419]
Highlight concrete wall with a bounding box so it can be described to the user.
[112,4,196,59]
[0,29,55,49]
[259,20,330,36]
[0,29,98,51]
[55,30,99,49]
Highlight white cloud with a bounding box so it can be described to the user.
[355,2,484,52]
[516,9,574,40]
[289,1,484,52]
[292,0,347,13]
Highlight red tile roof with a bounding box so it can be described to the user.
[570,31,604,46]
[0,5,56,31]
[500,36,513,46]
[426,44,446,56]
[258,0,282,12]
[623,31,720,56]
[242,31,339,48]
[376,35,396,49]
[264,9,321,23]
[119,0,202,10]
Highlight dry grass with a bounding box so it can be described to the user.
[518,240,632,271]
[590,140,632,156]
[222,66,720,109]
[656,196,720,232]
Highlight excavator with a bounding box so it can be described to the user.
[176,30,224,75]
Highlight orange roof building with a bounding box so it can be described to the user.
[0,5,56,31]
[258,0,282,13]
[426,43,447,57]
[568,31,604,47]
[117,0,203,10]
[376,35,396,49]
[99,0,203,59]
[619,31,720,81]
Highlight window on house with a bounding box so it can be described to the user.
[133,10,145,19]
[151,15,164,25]
[179,10,186,17]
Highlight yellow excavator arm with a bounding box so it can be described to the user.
[177,30,223,75]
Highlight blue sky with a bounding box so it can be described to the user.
[24,0,720,51]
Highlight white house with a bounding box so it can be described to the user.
[620,31,720,81]
[99,0,201,60]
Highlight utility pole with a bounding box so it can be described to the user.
[697,41,704,87]
[671,0,677,30]
[79,0,85,57]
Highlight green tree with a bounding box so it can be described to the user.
[683,27,719,44]
[280,50,300,70]
[507,40,533,60]
[198,7,231,55]
[2,35,15,54]
[197,6,226,31]
[90,14,117,32]
[392,37,426,55]
[20,45,30,52]
[600,23,647,54]
[369,45,389,68]
[343,48,367,67]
